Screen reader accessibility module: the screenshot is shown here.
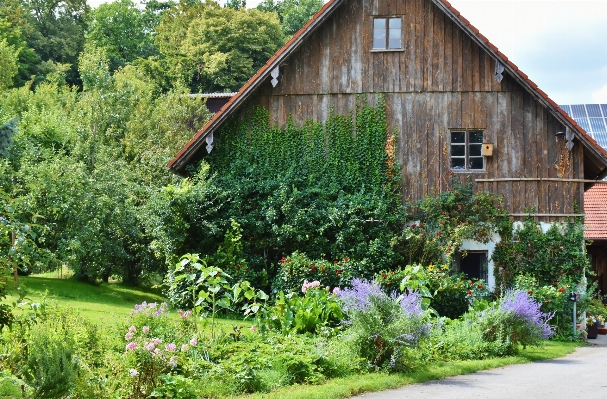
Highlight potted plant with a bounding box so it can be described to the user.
[586,314,599,339]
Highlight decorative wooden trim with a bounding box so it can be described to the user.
[475,178,607,183]
[509,213,585,217]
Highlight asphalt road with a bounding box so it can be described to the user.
[354,335,607,399]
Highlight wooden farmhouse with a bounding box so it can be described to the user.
[168,0,607,288]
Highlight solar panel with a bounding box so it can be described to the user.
[560,105,571,114]
[575,117,591,132]
[571,104,587,118]
[602,104,607,117]
[593,132,607,148]
[587,104,602,117]
[590,118,607,133]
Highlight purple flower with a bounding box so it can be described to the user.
[165,343,177,351]
[500,289,554,339]
[335,278,386,313]
[126,342,137,351]
[391,290,423,317]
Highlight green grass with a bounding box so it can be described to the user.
[3,273,252,333]
[237,341,580,399]
[5,273,166,323]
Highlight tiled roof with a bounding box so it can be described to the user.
[167,0,607,173]
[585,184,607,239]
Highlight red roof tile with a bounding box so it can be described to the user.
[585,184,607,239]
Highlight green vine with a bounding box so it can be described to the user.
[198,96,404,289]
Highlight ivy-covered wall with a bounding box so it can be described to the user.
[202,97,405,284]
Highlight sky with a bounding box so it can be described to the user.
[88,0,607,105]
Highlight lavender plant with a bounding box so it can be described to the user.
[336,279,429,371]
[475,289,553,351]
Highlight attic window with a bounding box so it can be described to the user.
[373,17,402,50]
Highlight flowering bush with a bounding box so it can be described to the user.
[272,251,350,295]
[336,279,429,371]
[512,274,578,335]
[377,264,488,319]
[123,302,200,398]
[474,290,553,352]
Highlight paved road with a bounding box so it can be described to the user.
[354,335,607,399]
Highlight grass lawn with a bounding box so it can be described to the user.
[240,340,580,399]
[3,272,252,332]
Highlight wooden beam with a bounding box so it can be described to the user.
[475,178,607,183]
[509,213,584,217]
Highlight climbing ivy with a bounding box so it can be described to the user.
[199,96,405,287]
[492,216,588,288]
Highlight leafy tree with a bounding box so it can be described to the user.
[182,6,284,91]
[0,17,39,87]
[256,0,323,36]
[0,39,19,89]
[155,0,284,92]
[224,0,245,10]
[0,119,17,158]
[86,0,163,71]
[21,0,90,85]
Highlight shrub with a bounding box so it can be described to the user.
[420,318,515,361]
[22,317,79,398]
[336,279,428,371]
[272,251,349,295]
[255,283,344,335]
[474,290,553,352]
[377,264,489,319]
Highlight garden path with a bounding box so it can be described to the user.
[354,335,607,399]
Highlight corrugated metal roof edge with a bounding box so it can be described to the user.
[167,0,607,174]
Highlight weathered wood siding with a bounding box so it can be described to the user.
[243,0,584,221]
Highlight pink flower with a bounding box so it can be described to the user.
[128,326,136,333]
[142,326,150,334]
[181,344,189,352]
[129,369,139,377]
[126,342,137,351]
[190,338,197,346]
[146,342,155,351]
[125,332,133,341]
[152,338,162,345]
[168,356,178,368]
[165,343,177,351]
[250,326,257,332]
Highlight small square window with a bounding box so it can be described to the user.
[450,130,485,171]
[373,17,402,50]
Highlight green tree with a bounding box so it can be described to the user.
[182,6,284,91]
[0,39,19,89]
[21,0,90,85]
[257,0,323,36]
[86,0,162,71]
[0,16,39,87]
[155,0,284,92]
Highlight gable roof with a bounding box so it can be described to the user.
[585,183,607,240]
[167,0,607,175]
